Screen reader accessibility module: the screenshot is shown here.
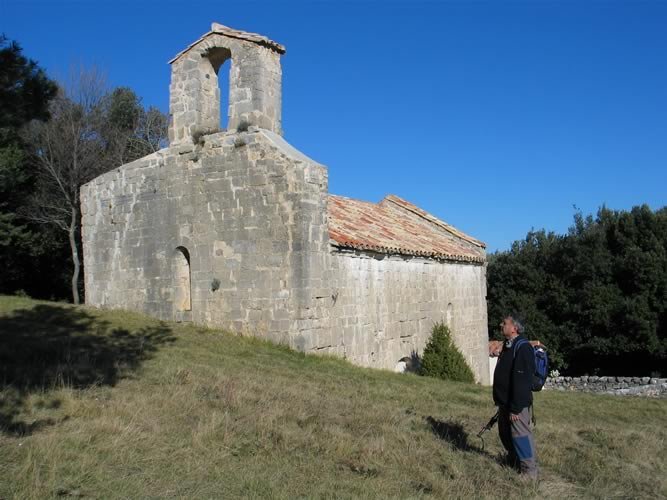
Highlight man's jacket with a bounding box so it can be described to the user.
[493,335,535,413]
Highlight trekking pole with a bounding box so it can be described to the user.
[476,410,499,451]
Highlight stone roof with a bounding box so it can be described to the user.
[328,194,485,263]
[169,22,286,64]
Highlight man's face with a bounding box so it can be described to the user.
[500,317,517,339]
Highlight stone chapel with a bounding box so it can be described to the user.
[81,23,490,383]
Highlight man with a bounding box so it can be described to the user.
[492,315,538,479]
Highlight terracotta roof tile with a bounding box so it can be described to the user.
[328,194,485,263]
[380,195,486,248]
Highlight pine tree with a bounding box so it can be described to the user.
[419,323,475,383]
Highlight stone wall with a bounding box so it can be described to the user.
[545,376,667,397]
[169,25,283,145]
[319,250,489,384]
[81,128,329,347]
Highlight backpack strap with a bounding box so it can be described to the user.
[512,338,530,359]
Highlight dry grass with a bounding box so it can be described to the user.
[1,296,665,499]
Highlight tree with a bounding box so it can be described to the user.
[419,322,475,383]
[487,205,667,376]
[22,69,111,303]
[486,229,572,369]
[23,69,168,303]
[0,35,60,296]
[0,35,57,130]
[101,87,168,166]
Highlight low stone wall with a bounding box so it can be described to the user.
[545,376,667,397]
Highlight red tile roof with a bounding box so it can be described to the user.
[328,194,485,263]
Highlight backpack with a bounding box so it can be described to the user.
[513,339,549,392]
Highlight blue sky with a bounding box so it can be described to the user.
[3,0,666,251]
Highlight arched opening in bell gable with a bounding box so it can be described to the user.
[200,46,232,131]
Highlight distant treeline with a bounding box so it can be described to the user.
[487,205,667,377]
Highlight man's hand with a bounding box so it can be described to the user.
[510,413,521,422]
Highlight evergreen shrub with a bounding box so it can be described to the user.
[419,322,475,383]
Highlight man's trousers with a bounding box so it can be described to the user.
[498,406,538,478]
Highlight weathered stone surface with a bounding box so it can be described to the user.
[168,26,283,144]
[81,23,491,385]
[545,376,667,398]
[325,251,489,382]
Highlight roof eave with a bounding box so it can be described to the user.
[330,241,486,264]
[169,24,285,65]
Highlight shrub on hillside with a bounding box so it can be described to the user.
[419,323,475,383]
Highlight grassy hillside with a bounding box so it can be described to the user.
[1,296,665,499]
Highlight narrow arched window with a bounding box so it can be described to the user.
[174,246,191,312]
[446,303,453,329]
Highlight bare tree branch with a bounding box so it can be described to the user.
[21,69,113,303]
[18,66,168,303]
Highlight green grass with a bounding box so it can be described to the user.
[1,296,665,499]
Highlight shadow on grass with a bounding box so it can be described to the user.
[0,304,175,436]
[426,415,526,475]
[425,415,494,457]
